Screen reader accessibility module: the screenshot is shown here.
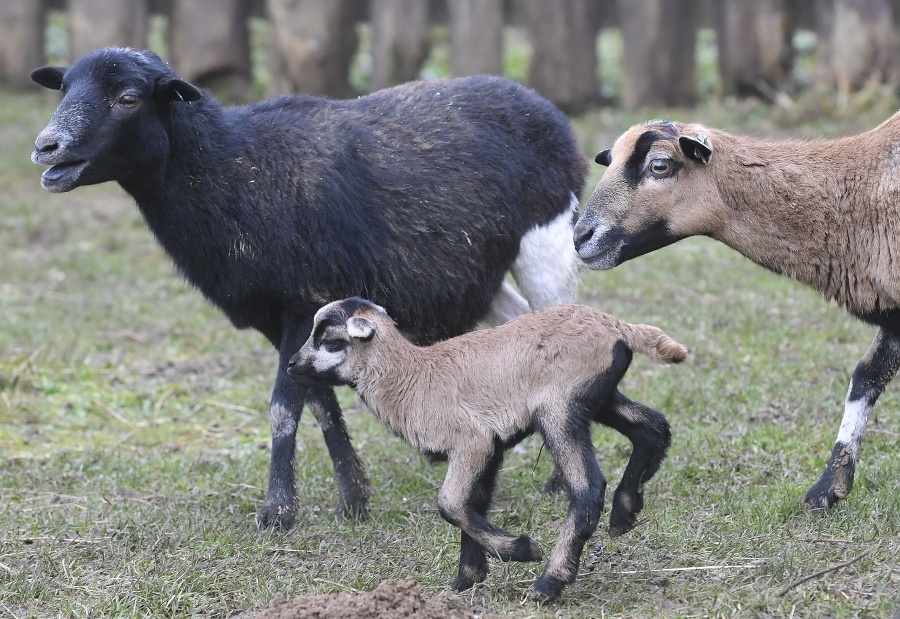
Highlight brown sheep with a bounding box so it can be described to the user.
[573,116,900,511]
[287,297,686,600]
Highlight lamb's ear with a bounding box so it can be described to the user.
[595,149,612,166]
[679,133,712,164]
[31,66,66,90]
[156,77,202,103]
[346,317,376,341]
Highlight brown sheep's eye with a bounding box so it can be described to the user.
[117,93,139,108]
[647,158,672,177]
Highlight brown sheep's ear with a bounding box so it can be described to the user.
[595,149,612,166]
[31,66,66,90]
[156,78,202,103]
[679,133,712,164]
[347,317,376,341]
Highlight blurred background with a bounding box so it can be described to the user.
[2,0,900,116]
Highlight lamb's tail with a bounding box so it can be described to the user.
[619,322,688,365]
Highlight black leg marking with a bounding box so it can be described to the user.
[450,450,502,592]
[597,391,671,537]
[805,329,900,510]
[532,417,605,600]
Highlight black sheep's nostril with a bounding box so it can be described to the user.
[35,137,59,154]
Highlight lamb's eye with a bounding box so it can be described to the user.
[647,158,672,177]
[117,93,139,108]
[322,339,346,353]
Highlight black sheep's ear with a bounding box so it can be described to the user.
[156,77,202,103]
[679,133,712,164]
[347,317,376,341]
[595,149,612,166]
[31,66,66,90]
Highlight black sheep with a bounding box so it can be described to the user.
[30,48,588,529]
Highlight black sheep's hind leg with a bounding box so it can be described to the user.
[307,387,371,519]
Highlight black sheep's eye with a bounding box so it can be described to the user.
[117,93,139,108]
[647,158,673,178]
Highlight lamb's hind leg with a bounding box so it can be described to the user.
[531,417,606,601]
[806,328,900,509]
[599,391,672,537]
[438,450,542,592]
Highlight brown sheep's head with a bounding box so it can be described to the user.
[574,119,721,270]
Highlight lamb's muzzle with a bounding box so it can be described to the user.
[291,296,686,600]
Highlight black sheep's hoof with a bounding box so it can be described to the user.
[335,496,370,521]
[804,485,841,511]
[608,508,638,538]
[257,502,296,531]
[509,535,543,562]
[529,575,566,601]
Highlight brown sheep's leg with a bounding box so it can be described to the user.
[805,328,900,509]
[598,391,672,537]
[531,420,605,601]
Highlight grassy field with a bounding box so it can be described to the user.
[1,86,899,618]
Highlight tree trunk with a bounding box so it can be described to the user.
[447,0,503,77]
[69,0,147,60]
[0,0,46,90]
[525,0,602,114]
[618,0,697,109]
[717,0,795,97]
[170,0,252,102]
[266,0,359,97]
[369,0,430,90]
[820,0,898,105]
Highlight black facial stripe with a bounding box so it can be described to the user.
[624,130,668,189]
[618,219,681,264]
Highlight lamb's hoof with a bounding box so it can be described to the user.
[450,568,487,592]
[509,535,543,562]
[529,575,566,601]
[608,509,638,538]
[257,502,296,531]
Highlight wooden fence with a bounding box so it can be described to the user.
[1,0,898,112]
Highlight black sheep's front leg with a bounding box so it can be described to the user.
[258,345,371,529]
[805,328,900,509]
[306,386,371,519]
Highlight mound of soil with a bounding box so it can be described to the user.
[251,579,474,619]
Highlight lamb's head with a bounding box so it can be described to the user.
[31,47,201,193]
[574,119,722,270]
[287,297,391,387]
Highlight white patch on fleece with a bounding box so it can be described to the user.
[269,401,296,438]
[483,281,530,326]
[511,193,582,309]
[835,381,871,458]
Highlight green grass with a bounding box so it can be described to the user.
[2,89,900,618]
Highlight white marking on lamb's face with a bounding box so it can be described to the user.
[311,347,348,374]
[836,381,871,458]
[511,194,582,309]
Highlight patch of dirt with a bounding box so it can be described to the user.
[250,579,474,619]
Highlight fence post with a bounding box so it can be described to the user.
[170,0,253,102]
[69,0,147,59]
[447,0,503,76]
[0,0,46,89]
[266,0,359,97]
[369,0,430,90]
[525,0,602,114]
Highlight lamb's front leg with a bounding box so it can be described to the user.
[805,328,900,509]
[438,450,542,592]
[531,424,605,601]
